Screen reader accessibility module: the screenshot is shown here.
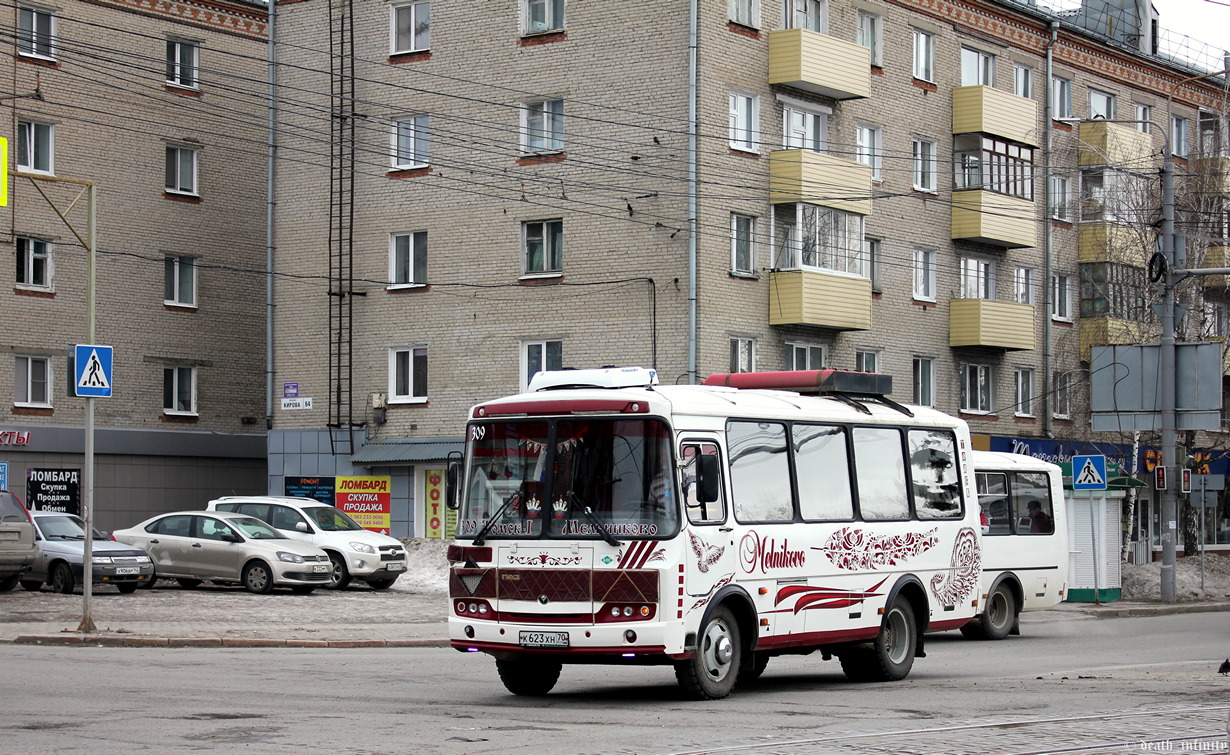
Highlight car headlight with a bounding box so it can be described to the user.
[349,542,376,554]
[276,551,305,563]
[134,555,151,563]
[92,556,113,564]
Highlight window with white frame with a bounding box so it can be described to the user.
[393,115,429,168]
[731,213,756,274]
[960,363,992,413]
[913,247,936,301]
[1014,266,1034,305]
[1013,64,1033,98]
[1079,168,1146,223]
[912,138,937,192]
[856,11,882,65]
[960,257,995,299]
[784,0,825,32]
[855,123,882,179]
[855,349,878,373]
[17,120,53,174]
[523,219,563,274]
[1052,75,1072,119]
[786,342,824,370]
[165,39,199,88]
[783,106,826,152]
[1049,174,1070,220]
[164,255,196,306]
[729,0,759,27]
[17,6,54,59]
[865,238,882,291]
[16,237,52,290]
[960,47,995,87]
[912,29,934,81]
[389,346,428,402]
[730,337,755,373]
[163,366,196,414]
[525,0,564,34]
[1089,89,1115,120]
[522,339,562,391]
[1172,115,1189,157]
[1051,273,1073,320]
[165,146,198,195]
[773,203,865,274]
[912,357,934,407]
[1134,103,1151,133]
[390,231,428,286]
[1015,368,1034,416]
[729,93,758,152]
[1052,370,1070,418]
[15,355,51,407]
[392,1,430,53]
[953,134,1034,199]
[524,100,564,152]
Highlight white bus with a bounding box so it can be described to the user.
[447,367,984,699]
[963,450,1069,640]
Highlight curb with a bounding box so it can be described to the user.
[10,635,451,649]
[1085,602,1230,619]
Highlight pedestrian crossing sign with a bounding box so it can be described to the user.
[1072,454,1107,490]
[74,344,113,398]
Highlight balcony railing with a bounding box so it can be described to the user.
[951,86,1039,146]
[1078,121,1153,167]
[768,269,871,330]
[949,299,1036,350]
[769,149,872,216]
[950,190,1036,248]
[767,28,871,100]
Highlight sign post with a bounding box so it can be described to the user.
[74,343,111,634]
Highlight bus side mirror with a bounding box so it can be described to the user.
[696,454,720,504]
[446,452,462,511]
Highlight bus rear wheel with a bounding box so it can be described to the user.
[496,658,562,696]
[840,598,916,682]
[674,606,741,700]
[960,584,1016,641]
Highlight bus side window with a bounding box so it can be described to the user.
[976,472,1010,535]
[683,442,725,525]
[1012,472,1055,535]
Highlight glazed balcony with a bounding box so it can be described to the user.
[949,299,1036,351]
[768,269,872,330]
[950,190,1036,248]
[769,149,872,216]
[1078,121,1153,167]
[951,86,1039,147]
[767,28,871,101]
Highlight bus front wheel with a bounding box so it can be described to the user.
[675,605,741,700]
[839,598,916,682]
[496,658,562,696]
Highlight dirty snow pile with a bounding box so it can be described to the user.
[395,538,451,594]
[1121,554,1230,602]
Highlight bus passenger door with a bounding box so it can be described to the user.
[681,439,737,600]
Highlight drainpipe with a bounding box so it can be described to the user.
[687,0,699,384]
[1043,20,1058,438]
[266,0,277,431]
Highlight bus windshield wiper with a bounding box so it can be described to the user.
[472,491,521,547]
[580,505,622,548]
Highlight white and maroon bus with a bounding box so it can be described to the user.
[447,367,984,699]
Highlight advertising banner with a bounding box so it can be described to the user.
[27,468,81,514]
[335,476,392,534]
[424,469,456,539]
[284,476,337,504]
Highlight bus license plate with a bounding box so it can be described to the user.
[115,567,139,575]
[519,631,569,649]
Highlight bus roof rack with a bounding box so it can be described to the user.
[529,366,659,392]
[702,370,913,416]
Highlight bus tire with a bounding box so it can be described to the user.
[738,651,770,685]
[496,658,562,696]
[674,605,741,699]
[840,598,916,682]
[960,584,1016,641]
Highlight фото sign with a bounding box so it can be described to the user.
[424,469,454,539]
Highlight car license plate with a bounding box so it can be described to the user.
[115,567,140,575]
[519,631,569,649]
[313,564,329,573]
[387,563,405,572]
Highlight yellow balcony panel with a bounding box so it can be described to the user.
[1201,245,1229,288]
[948,299,1036,351]
[769,149,872,215]
[950,190,1036,248]
[951,86,1039,147]
[767,28,871,100]
[768,269,871,330]
[1078,121,1153,166]
[1191,157,1230,194]
[1077,222,1154,263]
[1078,318,1153,361]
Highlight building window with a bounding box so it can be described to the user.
[1134,103,1151,133]
[163,367,196,414]
[392,1,430,53]
[165,40,199,88]
[960,47,995,87]
[783,107,826,152]
[1049,174,1070,220]
[523,219,563,274]
[856,11,882,65]
[1172,115,1189,157]
[524,100,564,153]
[165,146,198,195]
[912,357,934,407]
[865,238,882,291]
[164,255,196,306]
[960,257,995,300]
[855,350,878,373]
[913,247,936,301]
[1089,89,1115,120]
[16,237,52,290]
[730,337,755,373]
[17,121,53,174]
[17,6,54,59]
[960,364,993,413]
[729,0,759,28]
[389,346,428,402]
[1014,266,1034,305]
[523,339,562,391]
[390,231,428,286]
[773,204,865,275]
[786,342,824,370]
[1015,368,1034,416]
[729,93,758,153]
[731,213,756,274]
[912,29,934,81]
[1202,301,1228,338]
[784,0,825,32]
[855,123,882,179]
[393,115,429,168]
[15,356,51,407]
[1052,75,1072,119]
[525,0,564,34]
[1079,262,1148,321]
[1051,273,1073,320]
[953,134,1034,199]
[1013,64,1033,98]
[1052,370,1070,418]
[912,138,937,192]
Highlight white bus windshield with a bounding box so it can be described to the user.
[459,417,679,540]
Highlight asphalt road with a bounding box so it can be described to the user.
[2,611,1228,755]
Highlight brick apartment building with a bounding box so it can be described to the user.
[267,0,1229,544]
[2,0,269,531]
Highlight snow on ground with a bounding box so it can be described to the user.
[1121,553,1230,601]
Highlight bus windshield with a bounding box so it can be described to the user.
[459,417,679,540]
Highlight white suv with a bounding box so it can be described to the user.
[206,496,408,589]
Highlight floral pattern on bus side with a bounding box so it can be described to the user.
[688,573,734,612]
[816,527,939,571]
[774,577,889,613]
[929,527,981,606]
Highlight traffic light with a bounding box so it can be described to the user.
[1181,468,1192,494]
[1155,465,1167,490]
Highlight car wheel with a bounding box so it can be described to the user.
[290,585,316,595]
[20,579,43,592]
[0,574,21,592]
[116,583,139,594]
[242,560,274,594]
[177,578,202,589]
[496,658,563,696]
[366,578,397,590]
[324,553,351,590]
[673,605,741,700]
[51,563,76,594]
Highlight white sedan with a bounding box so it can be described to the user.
[112,511,333,594]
